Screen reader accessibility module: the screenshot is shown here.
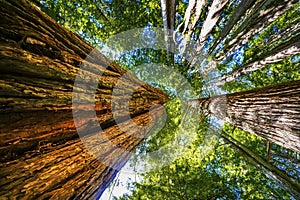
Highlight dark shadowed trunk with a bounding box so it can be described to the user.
[191,80,300,152]
[0,0,168,199]
[160,0,176,65]
[221,132,300,198]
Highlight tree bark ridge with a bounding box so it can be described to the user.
[0,0,169,199]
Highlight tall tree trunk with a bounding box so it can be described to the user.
[215,0,298,62]
[195,0,228,53]
[211,35,300,85]
[185,0,206,37]
[208,0,256,54]
[176,0,206,41]
[191,80,300,152]
[160,0,176,65]
[0,0,168,199]
[175,0,207,71]
[189,0,229,68]
[160,0,176,31]
[221,132,300,198]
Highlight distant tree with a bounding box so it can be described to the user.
[221,130,300,197]
[214,0,298,62]
[212,34,300,85]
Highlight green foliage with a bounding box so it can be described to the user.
[209,134,296,199]
[225,55,300,93]
[222,123,267,157]
[31,0,163,46]
[243,3,300,64]
[119,128,295,199]
[119,121,230,200]
[138,99,182,154]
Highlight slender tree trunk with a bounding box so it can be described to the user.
[191,80,300,152]
[212,35,300,85]
[215,0,298,61]
[187,0,206,36]
[0,0,168,199]
[189,0,228,68]
[270,150,300,165]
[243,34,300,66]
[160,0,176,65]
[195,0,228,53]
[221,132,300,198]
[160,0,176,31]
[175,0,207,71]
[208,0,256,54]
[178,0,196,34]
[177,0,206,38]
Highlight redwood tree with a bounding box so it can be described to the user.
[191,80,300,153]
[0,0,168,199]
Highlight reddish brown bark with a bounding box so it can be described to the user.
[0,0,168,199]
[192,80,300,153]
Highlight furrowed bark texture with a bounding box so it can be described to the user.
[194,80,300,153]
[0,0,168,199]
